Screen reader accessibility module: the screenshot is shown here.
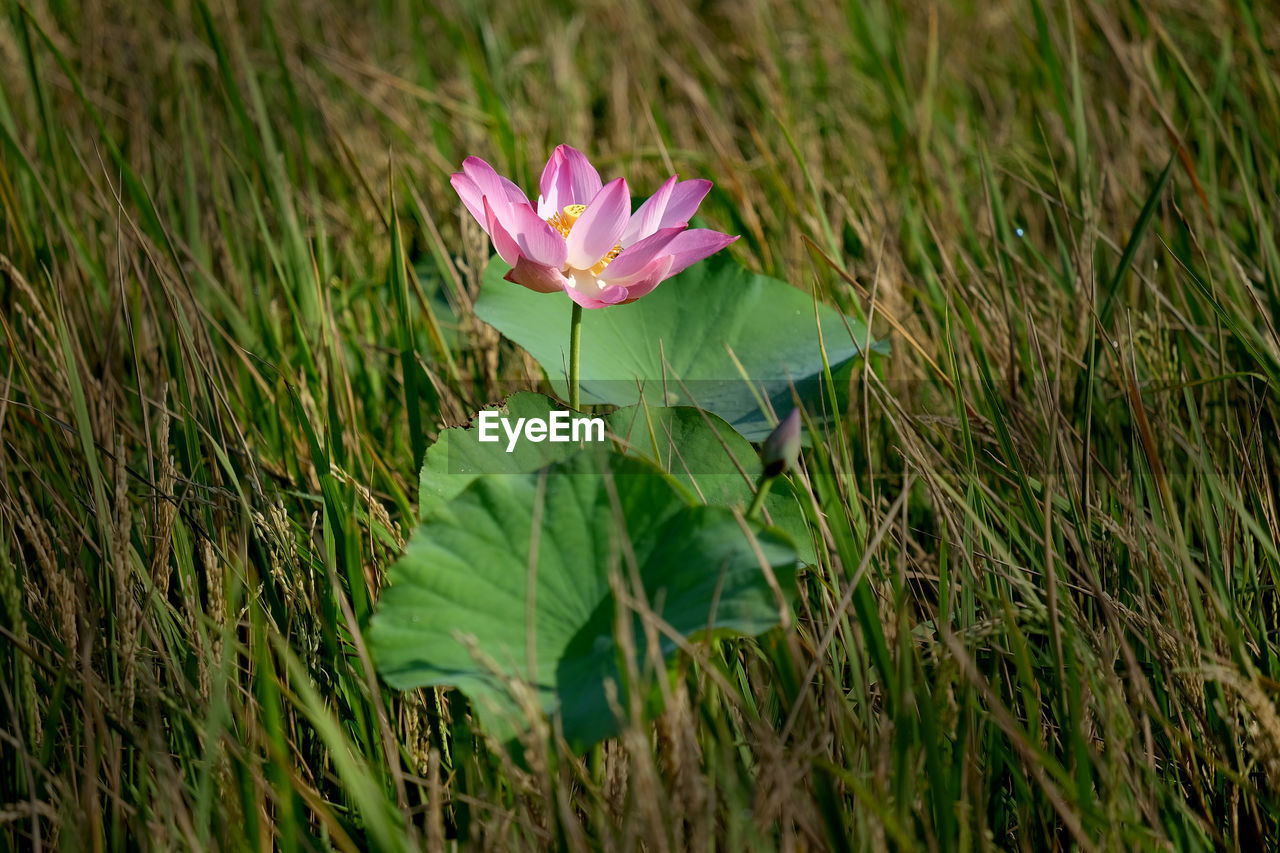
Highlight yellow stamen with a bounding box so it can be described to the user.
[546,204,622,273]
[589,245,622,276]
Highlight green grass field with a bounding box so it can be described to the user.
[4,0,1280,849]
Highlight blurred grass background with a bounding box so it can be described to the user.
[2,0,1280,848]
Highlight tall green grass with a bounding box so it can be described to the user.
[2,0,1278,848]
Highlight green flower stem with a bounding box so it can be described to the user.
[569,301,583,411]
[745,475,774,521]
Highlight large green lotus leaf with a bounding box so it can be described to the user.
[372,450,798,750]
[418,392,815,562]
[474,254,887,441]
[417,392,583,518]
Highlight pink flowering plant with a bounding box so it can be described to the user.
[371,145,881,753]
[451,145,737,408]
[451,145,737,308]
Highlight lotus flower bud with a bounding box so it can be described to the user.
[761,408,802,478]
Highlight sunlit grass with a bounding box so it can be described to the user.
[2,0,1279,848]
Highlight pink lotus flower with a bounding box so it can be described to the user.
[450,145,738,308]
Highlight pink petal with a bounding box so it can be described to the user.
[505,257,568,294]
[620,175,677,246]
[497,175,529,206]
[453,163,532,233]
[537,148,572,218]
[658,179,712,230]
[483,197,520,266]
[507,204,568,269]
[617,256,675,302]
[565,178,630,270]
[463,157,522,222]
[603,225,685,281]
[563,281,628,309]
[663,229,738,277]
[596,286,630,305]
[556,145,604,205]
[450,172,487,230]
[535,193,555,220]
